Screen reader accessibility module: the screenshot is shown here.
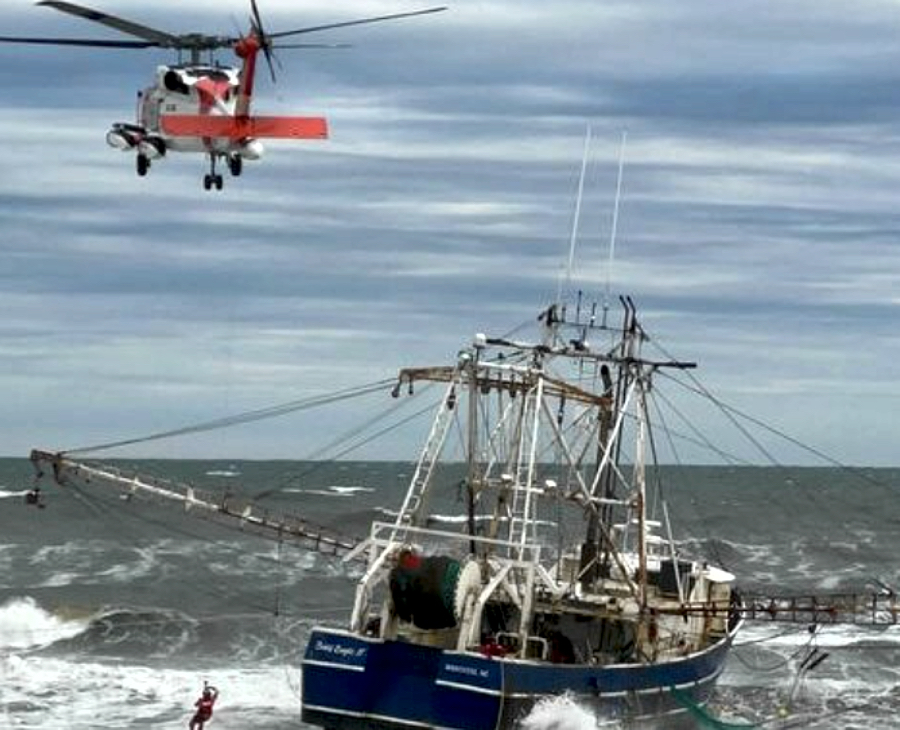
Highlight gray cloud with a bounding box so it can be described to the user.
[0,1,899,463]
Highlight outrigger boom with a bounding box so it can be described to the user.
[29,448,360,560]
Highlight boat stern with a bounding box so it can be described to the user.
[302,627,504,730]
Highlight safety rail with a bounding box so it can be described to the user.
[657,591,900,626]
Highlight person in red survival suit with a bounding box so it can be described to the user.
[189,684,219,730]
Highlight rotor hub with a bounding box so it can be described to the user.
[234,34,261,59]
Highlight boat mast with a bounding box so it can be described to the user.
[581,302,632,588]
[465,337,484,554]
[579,362,612,590]
[635,374,649,609]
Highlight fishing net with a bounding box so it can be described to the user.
[670,688,759,729]
[389,551,461,630]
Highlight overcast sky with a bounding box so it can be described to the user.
[1,0,899,465]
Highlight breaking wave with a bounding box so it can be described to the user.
[285,485,375,497]
[0,596,89,651]
[519,694,597,730]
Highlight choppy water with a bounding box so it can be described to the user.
[1,457,899,729]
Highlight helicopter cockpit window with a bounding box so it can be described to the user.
[163,70,190,95]
[184,67,232,83]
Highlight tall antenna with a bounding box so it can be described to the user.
[556,124,592,306]
[603,130,627,324]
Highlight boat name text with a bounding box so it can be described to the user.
[444,662,490,678]
[314,639,368,659]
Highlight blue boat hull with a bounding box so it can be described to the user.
[301,627,734,729]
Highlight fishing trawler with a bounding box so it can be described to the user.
[300,295,742,730]
[29,293,742,728]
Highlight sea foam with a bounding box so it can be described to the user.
[519,694,598,730]
[0,596,88,651]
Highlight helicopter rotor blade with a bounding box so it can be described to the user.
[37,1,181,46]
[270,42,352,50]
[250,0,278,83]
[0,35,157,48]
[250,0,266,35]
[266,6,446,41]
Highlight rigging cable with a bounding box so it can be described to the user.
[645,387,731,572]
[648,385,752,466]
[651,341,891,489]
[62,378,396,456]
[655,362,891,534]
[63,478,288,615]
[254,390,442,500]
[686,371,892,486]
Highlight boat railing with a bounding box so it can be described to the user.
[349,520,569,643]
[364,519,545,565]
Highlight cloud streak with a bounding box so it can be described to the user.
[0,1,899,464]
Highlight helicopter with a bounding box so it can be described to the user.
[0,1,446,190]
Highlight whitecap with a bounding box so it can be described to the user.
[328,486,375,495]
[286,485,375,497]
[0,488,29,499]
[519,693,598,730]
[0,654,302,728]
[0,596,89,651]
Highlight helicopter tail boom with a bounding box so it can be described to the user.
[160,115,328,140]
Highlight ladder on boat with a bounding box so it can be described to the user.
[392,375,460,533]
[29,449,363,561]
[506,378,543,554]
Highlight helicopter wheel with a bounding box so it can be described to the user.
[136,154,150,177]
[228,155,242,177]
[203,174,224,191]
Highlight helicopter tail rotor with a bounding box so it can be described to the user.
[250,0,278,84]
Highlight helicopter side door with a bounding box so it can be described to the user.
[139,87,164,134]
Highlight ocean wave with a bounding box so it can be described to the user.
[0,488,29,500]
[0,596,89,651]
[734,622,900,653]
[2,599,317,665]
[0,597,204,659]
[27,541,164,589]
[48,605,200,659]
[0,653,302,728]
[285,485,375,497]
[519,693,599,730]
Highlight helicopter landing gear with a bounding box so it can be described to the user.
[228,154,243,177]
[136,153,150,177]
[203,173,223,191]
[203,154,224,191]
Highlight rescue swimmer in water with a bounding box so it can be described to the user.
[188,683,219,730]
[24,486,45,508]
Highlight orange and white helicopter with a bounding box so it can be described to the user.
[0,1,445,190]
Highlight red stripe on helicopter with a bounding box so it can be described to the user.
[160,115,329,140]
